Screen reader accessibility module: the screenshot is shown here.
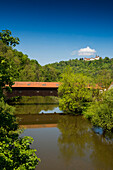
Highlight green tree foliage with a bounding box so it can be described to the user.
[95,69,112,88]
[84,88,113,132]
[0,99,40,169]
[1,31,113,85]
[42,65,60,82]
[58,67,93,113]
[0,41,18,98]
[0,30,40,169]
[0,30,19,47]
[0,39,42,83]
[45,57,113,87]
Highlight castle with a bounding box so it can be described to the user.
[84,56,100,61]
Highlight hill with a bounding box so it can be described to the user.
[0,39,113,88]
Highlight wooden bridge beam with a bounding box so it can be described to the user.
[6,87,58,98]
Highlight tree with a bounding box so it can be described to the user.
[0,41,18,98]
[58,67,93,114]
[95,69,112,88]
[0,31,40,169]
[42,65,60,82]
[0,30,19,47]
[0,98,40,169]
[84,88,113,132]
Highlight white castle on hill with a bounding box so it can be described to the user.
[84,56,100,61]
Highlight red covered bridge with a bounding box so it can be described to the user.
[6,81,102,98]
[6,82,60,98]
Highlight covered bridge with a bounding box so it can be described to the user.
[6,82,60,98]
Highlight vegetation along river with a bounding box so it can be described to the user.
[10,96,113,170]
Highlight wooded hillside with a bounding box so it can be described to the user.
[1,38,113,88]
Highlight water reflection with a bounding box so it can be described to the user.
[57,116,92,163]
[39,106,63,114]
[13,96,113,170]
[11,96,63,114]
[11,96,59,104]
[17,114,61,125]
[15,104,60,114]
[21,115,113,170]
[57,116,113,170]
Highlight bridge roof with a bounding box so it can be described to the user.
[9,81,102,89]
[11,82,60,88]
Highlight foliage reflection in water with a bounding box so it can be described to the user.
[13,96,113,170]
[57,116,113,170]
[20,114,113,170]
[11,96,63,114]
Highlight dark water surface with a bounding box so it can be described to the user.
[12,96,62,114]
[14,97,113,170]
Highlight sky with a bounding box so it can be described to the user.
[0,0,113,65]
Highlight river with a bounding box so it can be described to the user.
[11,96,113,170]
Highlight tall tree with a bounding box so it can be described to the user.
[0,31,40,169]
[58,67,93,113]
[0,30,19,47]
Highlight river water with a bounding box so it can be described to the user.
[12,96,113,170]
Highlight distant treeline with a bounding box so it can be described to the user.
[1,40,113,87]
[45,57,113,88]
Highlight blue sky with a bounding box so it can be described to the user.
[0,0,113,65]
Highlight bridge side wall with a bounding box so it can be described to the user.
[6,87,58,98]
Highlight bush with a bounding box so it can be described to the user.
[83,88,113,132]
[58,67,93,114]
[0,99,40,169]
